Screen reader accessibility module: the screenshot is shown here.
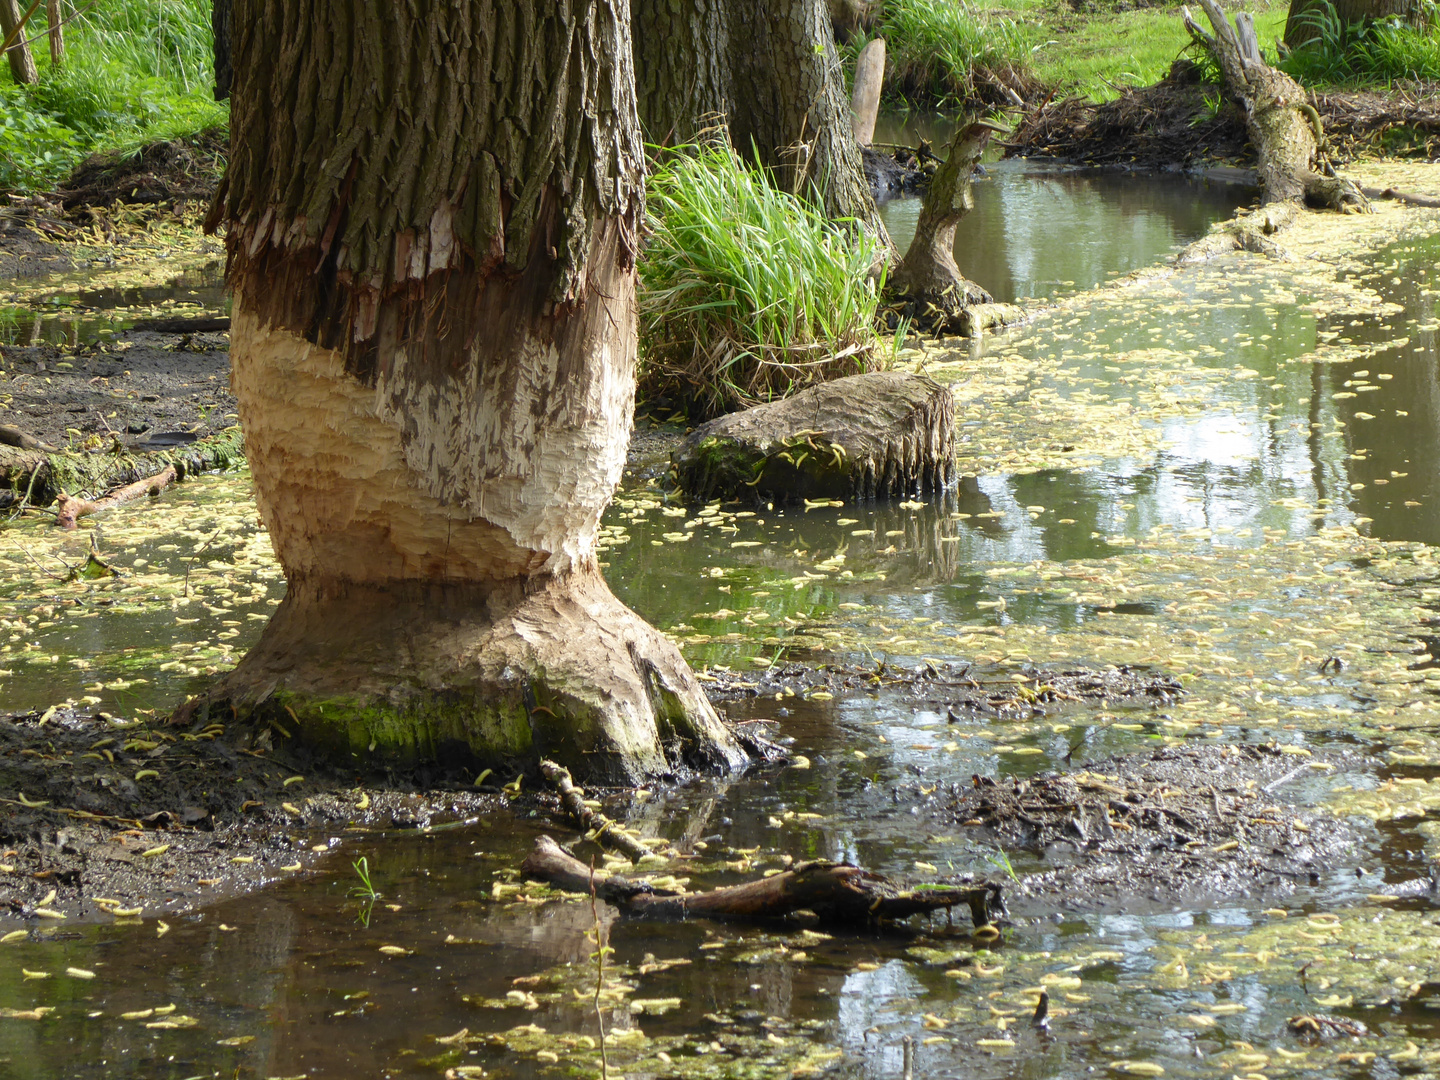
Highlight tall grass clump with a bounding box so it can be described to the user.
[1,0,226,193]
[1281,0,1440,84]
[873,0,1042,106]
[639,142,889,418]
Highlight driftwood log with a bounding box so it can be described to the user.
[1183,0,1368,213]
[54,465,176,529]
[671,371,956,502]
[521,834,1003,927]
[886,119,1002,333]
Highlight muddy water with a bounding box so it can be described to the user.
[0,261,226,346]
[5,199,1440,1078]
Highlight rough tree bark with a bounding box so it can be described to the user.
[886,119,999,330]
[179,0,750,785]
[211,0,231,101]
[1284,0,1415,48]
[631,0,887,239]
[1184,0,1368,212]
[0,0,39,85]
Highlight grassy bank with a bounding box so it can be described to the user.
[0,0,225,194]
[862,0,1439,106]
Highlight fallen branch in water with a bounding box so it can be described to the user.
[521,834,1003,928]
[54,465,176,529]
[539,759,653,863]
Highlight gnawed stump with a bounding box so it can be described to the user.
[521,835,1003,927]
[671,371,956,502]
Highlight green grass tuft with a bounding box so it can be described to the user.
[872,0,1042,105]
[1280,0,1440,84]
[638,141,890,418]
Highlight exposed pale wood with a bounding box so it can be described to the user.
[181,0,754,783]
[54,465,176,529]
[521,835,1003,927]
[850,38,886,146]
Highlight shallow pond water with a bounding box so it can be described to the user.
[869,115,1252,304]
[5,194,1440,1078]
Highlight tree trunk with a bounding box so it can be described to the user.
[45,0,61,66]
[1185,0,1368,211]
[886,119,997,331]
[211,0,231,100]
[0,0,39,85]
[1284,0,1414,48]
[632,0,888,241]
[182,0,750,785]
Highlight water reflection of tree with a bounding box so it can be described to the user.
[1319,258,1440,544]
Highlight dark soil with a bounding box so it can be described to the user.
[0,705,514,929]
[1012,61,1440,168]
[708,659,1184,718]
[58,129,227,215]
[0,332,235,452]
[939,743,1365,910]
[0,209,76,279]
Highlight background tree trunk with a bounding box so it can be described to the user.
[1284,0,1415,48]
[1,0,39,85]
[186,0,749,784]
[633,0,888,240]
[45,0,61,66]
[211,0,231,100]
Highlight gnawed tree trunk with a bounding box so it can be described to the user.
[886,119,999,332]
[1184,0,1368,211]
[522,835,1004,927]
[632,0,887,240]
[1,0,39,85]
[180,0,750,785]
[1285,0,1415,49]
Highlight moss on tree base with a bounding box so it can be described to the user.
[172,566,756,785]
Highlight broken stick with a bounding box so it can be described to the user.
[54,465,176,529]
[539,759,653,863]
[521,835,1002,928]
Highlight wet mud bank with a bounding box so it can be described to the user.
[1011,61,1440,170]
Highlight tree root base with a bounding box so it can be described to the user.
[171,566,760,785]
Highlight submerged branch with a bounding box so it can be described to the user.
[54,465,176,529]
[521,835,1002,928]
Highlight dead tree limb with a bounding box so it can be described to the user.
[886,119,1003,333]
[1182,0,1368,212]
[54,465,176,529]
[521,834,1003,928]
[539,759,654,863]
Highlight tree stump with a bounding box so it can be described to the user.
[1183,0,1368,211]
[671,371,956,502]
[886,119,1003,333]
